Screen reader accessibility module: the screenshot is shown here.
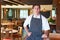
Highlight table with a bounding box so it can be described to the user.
[1,22,14,25]
[1,22,14,29]
[1,22,18,40]
[1,29,18,40]
[1,29,18,33]
[49,33,60,40]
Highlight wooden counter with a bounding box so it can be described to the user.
[49,33,60,40]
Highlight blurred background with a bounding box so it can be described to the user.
[1,0,60,40]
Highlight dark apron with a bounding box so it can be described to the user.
[27,14,43,40]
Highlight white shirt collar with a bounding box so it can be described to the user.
[32,14,40,18]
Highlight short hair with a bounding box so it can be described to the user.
[32,4,40,9]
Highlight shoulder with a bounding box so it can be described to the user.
[25,14,33,21]
[26,14,33,19]
[41,15,48,21]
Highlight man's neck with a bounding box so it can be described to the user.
[34,13,40,16]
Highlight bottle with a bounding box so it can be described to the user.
[53,29,56,33]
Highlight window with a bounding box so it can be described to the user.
[20,9,28,19]
[7,8,13,20]
[8,8,13,16]
[52,10,56,17]
[7,8,15,20]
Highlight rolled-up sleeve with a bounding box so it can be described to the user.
[23,14,32,27]
[23,17,29,27]
[42,17,50,31]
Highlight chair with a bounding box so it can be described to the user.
[13,27,22,40]
[2,30,13,40]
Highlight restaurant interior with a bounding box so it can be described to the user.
[1,0,60,40]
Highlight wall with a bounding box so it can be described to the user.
[1,5,52,19]
[1,5,52,10]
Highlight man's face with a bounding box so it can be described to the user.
[33,5,40,15]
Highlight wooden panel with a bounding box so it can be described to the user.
[49,33,60,40]
[56,0,60,33]
[56,6,60,27]
[53,0,57,6]
[0,0,1,39]
[20,0,52,5]
[3,8,7,19]
[52,0,60,33]
[2,0,52,5]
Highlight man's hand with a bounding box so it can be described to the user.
[42,30,49,40]
[42,34,48,40]
[27,32,32,37]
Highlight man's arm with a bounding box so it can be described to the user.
[43,30,50,37]
[42,30,50,40]
[24,26,29,34]
[24,26,32,37]
[23,16,32,37]
[42,16,50,40]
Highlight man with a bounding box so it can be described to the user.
[23,5,50,40]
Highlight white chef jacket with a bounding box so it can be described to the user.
[23,14,50,31]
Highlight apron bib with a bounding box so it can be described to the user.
[27,14,42,40]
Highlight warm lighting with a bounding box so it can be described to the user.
[19,27,22,35]
[42,8,47,12]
